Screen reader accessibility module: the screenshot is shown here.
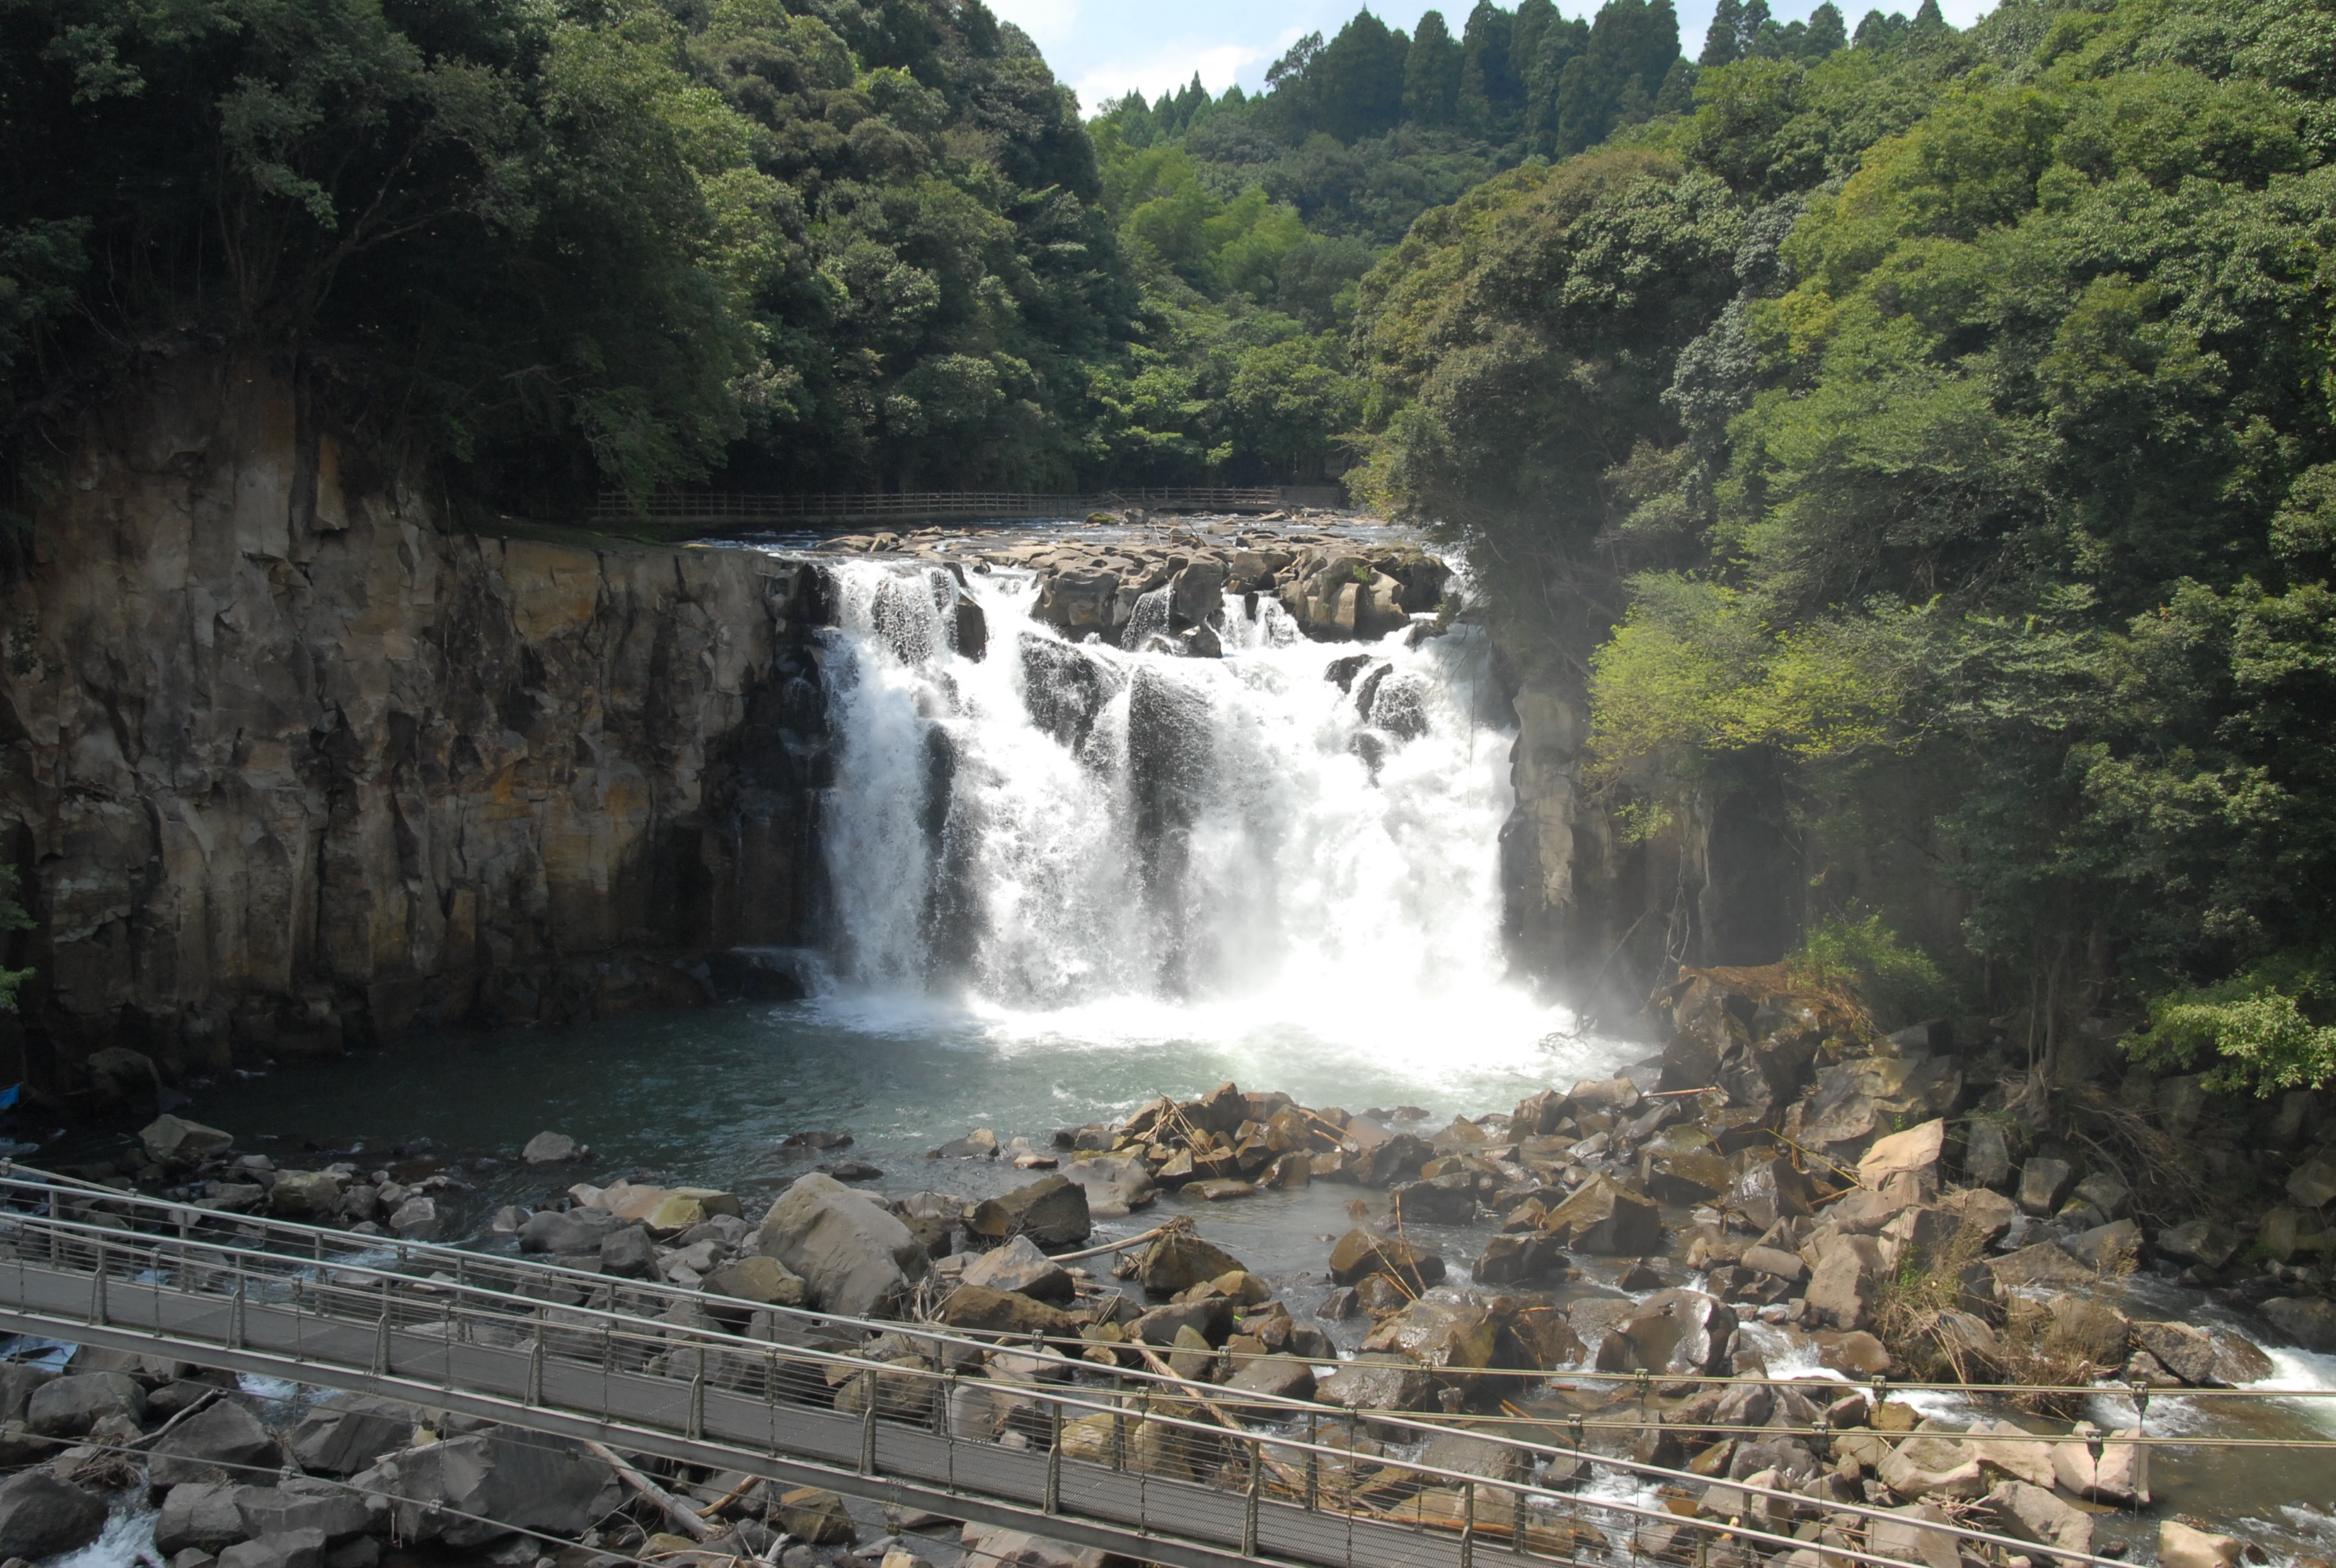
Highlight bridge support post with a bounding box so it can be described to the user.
[1462,1480,1475,1568]
[373,1278,390,1376]
[1304,1413,1318,1512]
[1242,1437,1261,1558]
[527,1332,544,1407]
[859,1391,877,1477]
[1044,1402,1062,1516]
[90,1243,106,1326]
[690,1369,705,1441]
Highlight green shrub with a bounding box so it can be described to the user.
[1786,908,1953,1029]
[2123,958,2336,1096]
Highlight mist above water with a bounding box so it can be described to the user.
[813,557,1589,1076]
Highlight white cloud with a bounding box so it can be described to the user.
[1068,41,1273,111]
[985,0,1082,50]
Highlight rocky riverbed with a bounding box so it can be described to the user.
[795,511,1454,655]
[14,961,2334,1568]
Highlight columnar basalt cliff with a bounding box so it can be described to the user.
[0,359,831,1088]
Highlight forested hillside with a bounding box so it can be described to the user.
[1347,0,2336,1090]
[8,0,2334,1088]
[0,0,1141,512]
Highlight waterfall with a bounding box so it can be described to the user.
[813,557,1574,1058]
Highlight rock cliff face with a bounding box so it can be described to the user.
[1500,671,1804,1024]
[0,359,830,1087]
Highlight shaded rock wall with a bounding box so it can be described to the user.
[1501,672,1804,1028]
[0,359,830,1089]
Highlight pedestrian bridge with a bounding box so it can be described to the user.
[0,1166,2131,1568]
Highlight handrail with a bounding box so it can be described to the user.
[11,1166,2316,1404]
[0,1165,2211,1568]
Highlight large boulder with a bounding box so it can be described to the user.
[0,1365,55,1425]
[936,1285,1080,1337]
[966,1175,1091,1248]
[1361,1298,1498,1380]
[388,1195,440,1241]
[27,1370,146,1436]
[2159,1520,2248,1568]
[358,1431,621,1547]
[961,1236,1074,1302]
[1354,1132,1438,1187]
[2017,1157,2075,1216]
[1729,1157,1816,1232]
[1877,1437,1986,1501]
[0,1470,107,1559]
[1389,1174,1479,1225]
[1871,1504,1963,1568]
[232,1484,373,1542]
[2156,1218,2241,1271]
[1225,1356,1316,1400]
[1314,1354,1436,1414]
[142,1113,234,1168]
[156,1482,250,1553]
[288,1394,421,1476]
[1804,1235,1883,1330]
[218,1531,327,1568]
[269,1170,344,1218]
[1135,1232,1246,1295]
[1130,1299,1233,1348]
[1474,1231,1568,1286]
[2130,1321,2273,1387]
[956,1522,1114,1568]
[703,1256,810,1310]
[2261,1295,2336,1352]
[1858,1119,1946,1191]
[1061,1156,1156,1218]
[519,1207,620,1255]
[2063,1219,2142,1273]
[150,1398,282,1486]
[523,1131,580,1165]
[1328,1229,1445,1291]
[1593,1290,1736,1376]
[2289,1149,2336,1209]
[1963,1120,2015,1189]
[1987,1240,2096,1290]
[757,1174,929,1318]
[1979,1480,2093,1558]
[1541,1175,1661,1254]
[2046,1295,2131,1369]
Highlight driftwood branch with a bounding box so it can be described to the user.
[586,1441,719,1542]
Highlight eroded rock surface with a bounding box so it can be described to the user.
[1,358,832,1078]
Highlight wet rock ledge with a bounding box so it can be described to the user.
[816,512,1451,652]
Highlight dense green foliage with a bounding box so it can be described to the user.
[0,0,1135,507]
[1349,0,2336,1089]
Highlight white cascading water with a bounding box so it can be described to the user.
[811,557,1584,1079]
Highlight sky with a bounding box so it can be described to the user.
[987,0,1999,111]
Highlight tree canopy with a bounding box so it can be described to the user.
[1345,0,2336,1090]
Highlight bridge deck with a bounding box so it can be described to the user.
[0,1167,2095,1568]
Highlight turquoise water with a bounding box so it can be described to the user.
[140,991,1635,1277]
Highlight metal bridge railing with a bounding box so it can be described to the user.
[0,1166,2276,1568]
